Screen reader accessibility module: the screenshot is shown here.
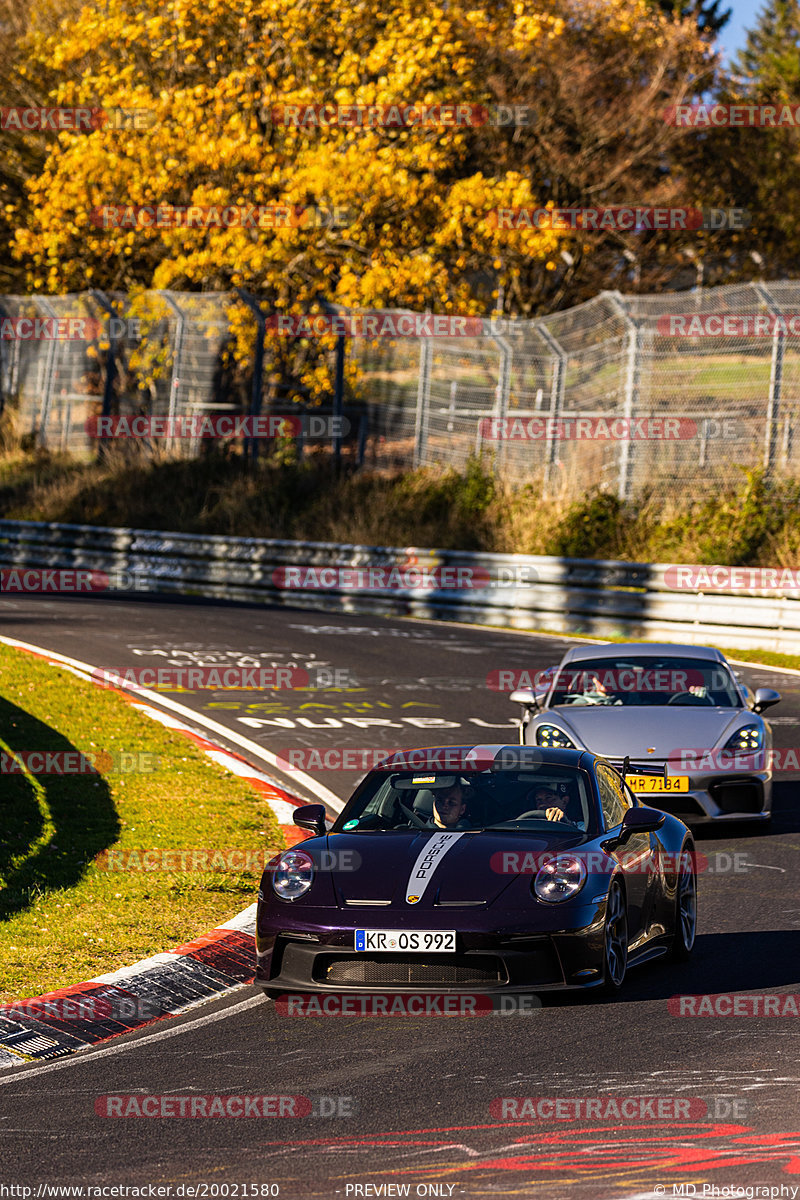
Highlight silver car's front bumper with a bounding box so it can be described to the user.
[608,759,771,823]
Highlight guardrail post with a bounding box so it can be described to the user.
[235,289,265,463]
[535,322,567,497]
[754,283,784,476]
[414,336,432,467]
[607,292,642,502]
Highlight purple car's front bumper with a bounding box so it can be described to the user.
[255,897,616,996]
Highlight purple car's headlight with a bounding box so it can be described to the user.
[271,849,314,901]
[533,854,587,903]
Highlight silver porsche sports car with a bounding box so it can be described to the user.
[509,643,780,825]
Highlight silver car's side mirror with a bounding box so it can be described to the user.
[510,686,538,745]
[753,687,781,713]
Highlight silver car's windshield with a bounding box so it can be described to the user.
[549,656,741,708]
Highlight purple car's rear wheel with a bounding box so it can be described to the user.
[669,847,697,961]
[600,881,628,993]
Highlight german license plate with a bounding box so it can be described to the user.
[355,930,457,952]
[626,775,689,793]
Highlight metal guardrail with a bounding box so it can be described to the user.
[1,518,799,654]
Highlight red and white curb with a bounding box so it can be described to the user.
[0,637,339,1069]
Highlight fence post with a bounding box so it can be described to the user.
[333,332,345,472]
[160,292,185,455]
[90,290,117,460]
[491,334,513,472]
[754,283,784,476]
[607,292,642,502]
[0,296,20,408]
[34,297,60,448]
[414,337,432,467]
[535,321,567,497]
[235,289,265,463]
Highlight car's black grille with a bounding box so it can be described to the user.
[709,780,763,814]
[645,794,707,817]
[321,954,504,986]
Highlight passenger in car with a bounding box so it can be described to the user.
[431,781,472,830]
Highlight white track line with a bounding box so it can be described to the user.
[0,635,344,812]
[0,993,265,1085]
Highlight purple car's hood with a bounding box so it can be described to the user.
[322,829,587,909]
[547,706,742,759]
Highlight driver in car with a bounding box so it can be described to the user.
[523,784,587,830]
[431,781,472,830]
[526,785,568,822]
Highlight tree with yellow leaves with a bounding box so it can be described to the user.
[10,0,715,316]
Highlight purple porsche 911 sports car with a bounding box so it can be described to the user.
[255,745,697,997]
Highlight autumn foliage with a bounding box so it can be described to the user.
[4,0,717,314]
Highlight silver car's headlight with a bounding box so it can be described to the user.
[721,723,763,754]
[533,854,587,902]
[271,849,314,900]
[535,723,576,749]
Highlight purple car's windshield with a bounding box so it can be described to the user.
[332,767,598,835]
[548,656,741,708]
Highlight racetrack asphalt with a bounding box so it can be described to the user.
[2,592,800,1198]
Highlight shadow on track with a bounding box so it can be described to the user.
[542,928,800,1007]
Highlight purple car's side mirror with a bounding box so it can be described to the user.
[621,806,666,836]
[602,805,665,850]
[293,804,328,837]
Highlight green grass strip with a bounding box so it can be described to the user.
[0,643,285,1003]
